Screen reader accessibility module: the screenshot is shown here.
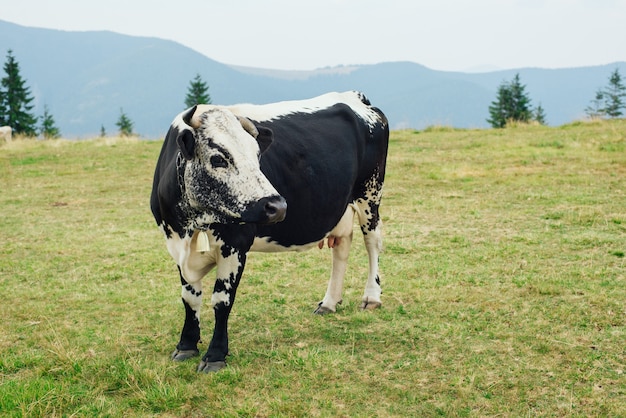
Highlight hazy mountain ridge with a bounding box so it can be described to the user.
[1,20,624,137]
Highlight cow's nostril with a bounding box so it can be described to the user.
[265,198,287,223]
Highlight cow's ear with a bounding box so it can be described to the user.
[256,126,274,154]
[177,130,196,160]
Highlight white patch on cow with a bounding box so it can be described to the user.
[227,91,382,127]
[181,280,203,320]
[162,225,216,283]
[211,290,230,307]
[180,107,280,223]
[329,204,356,238]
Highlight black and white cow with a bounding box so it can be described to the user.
[150,91,389,372]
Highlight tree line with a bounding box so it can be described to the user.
[0,49,212,139]
[487,69,626,128]
[1,47,624,137]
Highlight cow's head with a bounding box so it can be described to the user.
[175,105,286,225]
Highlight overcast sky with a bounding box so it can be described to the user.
[2,0,625,72]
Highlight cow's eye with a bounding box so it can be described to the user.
[210,154,229,168]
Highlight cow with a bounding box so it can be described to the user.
[150,91,389,372]
[0,126,12,143]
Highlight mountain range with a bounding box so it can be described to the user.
[1,19,625,138]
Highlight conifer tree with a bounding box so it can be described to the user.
[487,73,533,128]
[184,73,211,108]
[0,49,38,135]
[487,83,513,128]
[603,69,626,118]
[585,91,605,119]
[534,103,547,125]
[116,108,134,136]
[40,104,60,139]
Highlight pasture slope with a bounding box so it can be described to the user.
[0,121,624,417]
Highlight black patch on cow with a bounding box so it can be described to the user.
[205,141,234,167]
[176,265,201,350]
[250,104,388,247]
[177,130,196,161]
[186,166,239,221]
[256,126,274,154]
[210,223,256,258]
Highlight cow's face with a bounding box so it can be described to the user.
[176,106,286,225]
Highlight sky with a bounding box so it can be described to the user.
[2,0,625,72]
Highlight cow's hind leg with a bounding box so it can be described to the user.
[172,267,203,361]
[315,207,355,314]
[355,198,383,310]
[315,232,353,314]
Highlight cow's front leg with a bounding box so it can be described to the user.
[197,245,248,373]
[172,267,204,361]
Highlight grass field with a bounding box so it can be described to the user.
[0,121,624,417]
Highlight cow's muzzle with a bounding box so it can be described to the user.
[242,196,287,224]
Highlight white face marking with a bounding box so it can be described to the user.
[179,107,280,223]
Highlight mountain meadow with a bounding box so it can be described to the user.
[1,120,624,416]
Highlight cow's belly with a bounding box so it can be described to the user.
[250,237,319,253]
[250,204,356,253]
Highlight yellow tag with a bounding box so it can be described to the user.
[196,231,210,252]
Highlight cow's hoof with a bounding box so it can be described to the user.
[313,305,335,315]
[197,360,227,373]
[171,349,200,362]
[360,299,382,310]
[314,300,341,315]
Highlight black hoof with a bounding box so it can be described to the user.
[171,349,200,362]
[197,360,227,373]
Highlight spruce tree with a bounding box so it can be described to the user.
[508,73,532,123]
[184,73,211,108]
[585,91,605,119]
[603,68,626,118]
[534,103,547,125]
[40,104,60,139]
[487,83,513,128]
[487,73,533,128]
[0,49,38,135]
[116,108,134,136]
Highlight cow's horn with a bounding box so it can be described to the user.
[184,105,213,129]
[237,116,259,138]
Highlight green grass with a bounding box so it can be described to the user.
[1,121,625,417]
